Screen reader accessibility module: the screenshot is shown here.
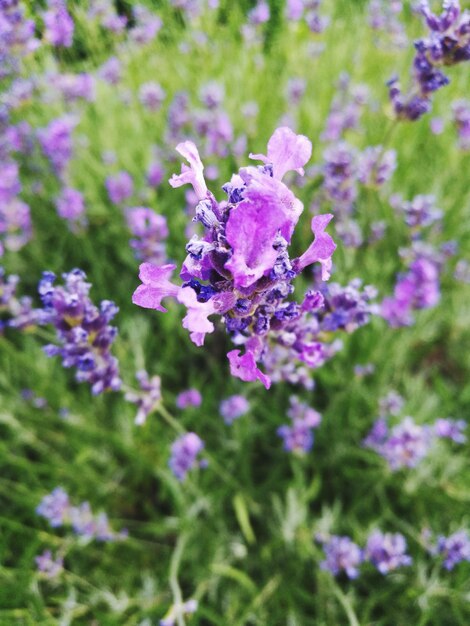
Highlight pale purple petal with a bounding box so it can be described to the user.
[249,127,312,180]
[132,263,179,311]
[177,287,215,345]
[169,141,207,200]
[224,181,288,288]
[295,214,336,274]
[227,349,271,389]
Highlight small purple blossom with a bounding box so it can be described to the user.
[176,388,202,409]
[38,115,77,178]
[36,487,70,527]
[364,416,434,470]
[277,396,322,453]
[365,530,412,574]
[126,207,168,264]
[319,535,363,579]
[433,417,467,443]
[436,531,470,570]
[139,82,166,112]
[35,550,63,579]
[106,171,134,205]
[169,432,205,481]
[55,187,86,228]
[219,395,250,424]
[37,487,126,541]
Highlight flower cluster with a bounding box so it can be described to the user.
[389,0,470,121]
[169,432,206,481]
[36,487,126,541]
[39,269,121,395]
[364,410,466,471]
[0,0,38,79]
[381,193,451,327]
[318,530,412,578]
[435,531,470,570]
[277,396,321,453]
[133,127,338,389]
[43,0,74,48]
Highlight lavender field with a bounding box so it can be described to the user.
[1,0,470,624]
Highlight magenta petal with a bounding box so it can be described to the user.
[227,349,271,389]
[296,214,336,274]
[132,263,179,311]
[132,284,168,311]
[224,180,287,288]
[250,127,312,180]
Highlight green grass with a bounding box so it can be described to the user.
[2,1,470,624]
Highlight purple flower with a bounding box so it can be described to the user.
[106,171,134,205]
[38,115,77,177]
[220,395,250,424]
[134,128,336,388]
[357,146,397,187]
[0,197,32,253]
[389,0,470,121]
[365,530,412,574]
[248,0,270,25]
[433,417,467,443]
[98,56,122,85]
[43,0,74,48]
[55,187,86,227]
[130,5,162,44]
[382,258,441,328]
[379,391,404,416]
[320,535,363,579]
[139,82,166,112]
[176,388,202,409]
[39,269,121,395]
[169,432,205,481]
[35,550,63,578]
[277,396,322,453]
[36,487,70,527]
[126,207,168,264]
[436,531,470,570]
[366,416,434,470]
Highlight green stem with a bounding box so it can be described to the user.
[169,533,189,626]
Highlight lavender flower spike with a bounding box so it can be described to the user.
[134,128,336,388]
